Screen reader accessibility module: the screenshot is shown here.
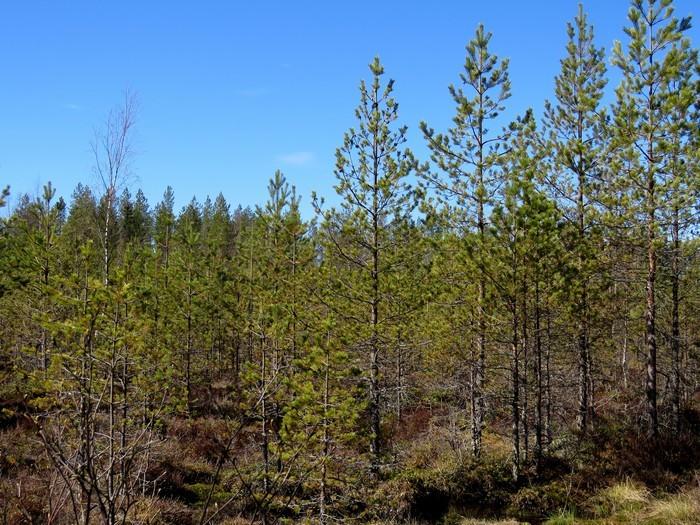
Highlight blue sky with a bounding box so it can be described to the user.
[0,1,697,216]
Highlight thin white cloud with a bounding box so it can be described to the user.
[64,103,82,110]
[279,151,314,166]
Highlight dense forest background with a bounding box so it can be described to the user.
[1,1,700,523]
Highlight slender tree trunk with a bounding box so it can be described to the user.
[577,307,589,433]
[545,312,552,447]
[587,345,595,423]
[320,335,330,525]
[247,242,254,364]
[511,295,520,482]
[575,128,591,435]
[473,72,487,460]
[108,308,118,525]
[121,303,129,501]
[41,259,50,375]
[186,279,193,416]
[521,280,529,465]
[473,280,486,459]
[369,96,381,470]
[535,282,543,472]
[80,264,93,525]
[396,333,403,422]
[645,139,658,438]
[103,189,112,285]
[645,199,658,437]
[260,335,270,503]
[164,224,171,288]
[622,315,629,389]
[671,207,681,433]
[644,35,658,438]
[233,328,241,393]
[291,230,298,361]
[369,249,380,468]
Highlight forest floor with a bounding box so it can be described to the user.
[2,388,699,523]
[542,485,700,524]
[450,482,700,524]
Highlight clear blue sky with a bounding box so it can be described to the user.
[1,1,697,216]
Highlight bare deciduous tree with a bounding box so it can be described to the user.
[92,91,137,284]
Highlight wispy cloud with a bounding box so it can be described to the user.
[279,151,314,166]
[63,103,82,111]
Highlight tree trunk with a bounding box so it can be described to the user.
[257,331,269,521]
[473,69,487,460]
[369,99,381,470]
[511,296,520,482]
[535,282,543,472]
[521,280,529,465]
[644,37,658,438]
[320,337,330,525]
[103,189,112,285]
[186,282,193,416]
[545,312,552,447]
[671,207,681,433]
[645,144,658,438]
[575,127,590,435]
[396,333,403,422]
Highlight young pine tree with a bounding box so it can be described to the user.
[420,23,511,458]
[663,37,698,433]
[315,57,417,471]
[543,4,608,434]
[611,0,694,437]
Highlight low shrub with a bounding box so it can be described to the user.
[508,481,572,518]
[393,452,516,520]
[128,497,195,525]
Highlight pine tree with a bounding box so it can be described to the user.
[37,252,159,524]
[200,192,234,384]
[489,110,561,480]
[119,188,152,249]
[611,0,693,437]
[146,186,178,414]
[154,187,176,286]
[62,184,100,276]
[316,57,417,471]
[663,35,698,433]
[543,4,608,434]
[282,315,360,524]
[0,185,8,208]
[26,183,65,374]
[420,24,511,458]
[172,198,204,415]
